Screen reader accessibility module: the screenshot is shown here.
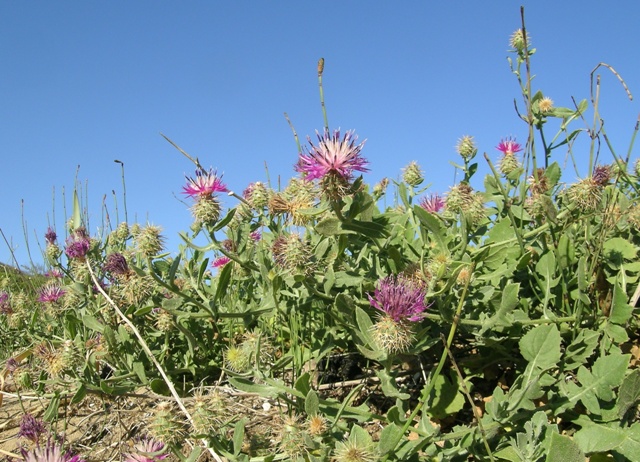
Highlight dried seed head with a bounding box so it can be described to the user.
[538,97,554,113]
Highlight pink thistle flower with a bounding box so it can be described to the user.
[368,276,428,323]
[123,438,168,462]
[496,137,523,156]
[183,169,227,199]
[295,129,369,181]
[419,194,445,213]
[249,231,261,241]
[211,256,231,268]
[64,228,90,260]
[38,284,66,303]
[21,440,85,462]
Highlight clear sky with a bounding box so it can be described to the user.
[2,1,639,268]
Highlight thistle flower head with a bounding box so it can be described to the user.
[243,181,269,209]
[64,228,90,260]
[496,137,523,156]
[272,234,314,275]
[538,97,554,113]
[136,225,165,258]
[295,129,368,181]
[45,228,57,246]
[183,168,227,199]
[38,283,66,303]
[402,161,424,187]
[18,413,47,443]
[104,252,130,280]
[368,276,427,322]
[212,256,231,269]
[123,438,168,462]
[456,135,477,160]
[419,194,445,213]
[592,164,612,186]
[510,28,531,52]
[21,440,85,462]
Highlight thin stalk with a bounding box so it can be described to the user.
[442,334,494,461]
[86,261,225,462]
[161,133,206,172]
[21,200,36,270]
[318,58,329,131]
[284,112,302,154]
[114,159,128,223]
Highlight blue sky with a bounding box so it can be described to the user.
[1,2,639,268]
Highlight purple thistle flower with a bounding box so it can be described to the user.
[496,137,522,156]
[368,276,428,322]
[64,229,90,260]
[103,252,130,278]
[21,440,85,462]
[295,129,369,181]
[45,228,57,246]
[419,194,445,213]
[183,168,227,199]
[38,284,66,303]
[123,438,168,462]
[249,231,261,241]
[212,256,231,268]
[18,413,48,443]
[0,290,11,315]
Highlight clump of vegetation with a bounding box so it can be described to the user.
[2,8,639,462]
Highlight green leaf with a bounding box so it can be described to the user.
[132,361,147,383]
[603,237,638,265]
[305,389,320,416]
[574,422,640,458]
[414,205,447,251]
[545,432,585,462]
[519,324,562,371]
[214,262,232,302]
[72,189,82,230]
[480,282,520,334]
[233,418,247,456]
[71,384,87,405]
[149,378,170,396]
[617,369,640,419]
[43,392,60,422]
[563,353,631,414]
[610,280,633,325]
[377,369,410,400]
[354,306,376,348]
[563,329,599,371]
[378,423,404,456]
[426,374,465,419]
[315,217,345,236]
[82,315,105,333]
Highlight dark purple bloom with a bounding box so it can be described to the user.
[419,194,445,213]
[103,253,129,278]
[64,229,90,260]
[183,168,227,199]
[45,228,57,246]
[211,256,231,268]
[0,291,11,315]
[368,276,428,322]
[18,413,47,443]
[592,165,611,186]
[249,231,261,241]
[123,438,168,462]
[6,357,19,372]
[38,284,66,303]
[295,129,369,181]
[21,440,85,462]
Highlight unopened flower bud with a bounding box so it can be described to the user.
[402,161,424,187]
